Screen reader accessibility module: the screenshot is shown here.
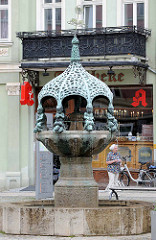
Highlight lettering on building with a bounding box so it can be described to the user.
[91,71,124,82]
[54,71,124,82]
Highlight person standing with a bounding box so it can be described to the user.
[105,144,122,190]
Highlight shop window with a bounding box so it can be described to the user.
[0,0,10,40]
[111,88,122,98]
[123,1,145,28]
[118,146,132,161]
[92,86,153,141]
[82,1,102,29]
[114,86,153,140]
[119,123,133,136]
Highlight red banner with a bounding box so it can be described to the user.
[20,81,34,106]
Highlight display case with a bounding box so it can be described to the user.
[92,140,153,170]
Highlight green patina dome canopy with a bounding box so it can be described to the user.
[34,35,118,133]
[38,35,113,105]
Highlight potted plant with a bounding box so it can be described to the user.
[151,206,156,240]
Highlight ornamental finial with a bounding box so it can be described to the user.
[71,35,80,62]
[68,6,84,63]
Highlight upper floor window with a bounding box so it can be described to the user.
[0,0,9,40]
[82,0,102,28]
[44,0,61,3]
[43,0,61,31]
[123,1,145,28]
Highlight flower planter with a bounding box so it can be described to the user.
[151,210,156,240]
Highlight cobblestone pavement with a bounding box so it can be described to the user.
[0,188,156,204]
[0,233,152,240]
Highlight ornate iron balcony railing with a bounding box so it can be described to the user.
[17,26,151,60]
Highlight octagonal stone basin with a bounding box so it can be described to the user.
[36,130,112,208]
[0,199,152,236]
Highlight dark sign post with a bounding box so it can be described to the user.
[36,113,53,200]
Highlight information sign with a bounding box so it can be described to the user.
[36,113,53,200]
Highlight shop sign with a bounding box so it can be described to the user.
[54,71,124,83]
[131,89,147,107]
[139,147,152,163]
[20,81,34,106]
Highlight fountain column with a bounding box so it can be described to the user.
[54,156,98,207]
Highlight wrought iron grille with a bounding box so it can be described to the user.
[17,26,151,60]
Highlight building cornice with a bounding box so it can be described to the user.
[0,63,21,73]
[20,60,149,71]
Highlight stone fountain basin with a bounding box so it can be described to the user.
[0,199,152,236]
[36,130,111,157]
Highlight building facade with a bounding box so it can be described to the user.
[0,0,156,190]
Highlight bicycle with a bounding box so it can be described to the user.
[142,164,156,187]
[119,155,156,187]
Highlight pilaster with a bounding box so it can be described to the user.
[6,82,21,189]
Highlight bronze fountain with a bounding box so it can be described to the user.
[34,35,118,208]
